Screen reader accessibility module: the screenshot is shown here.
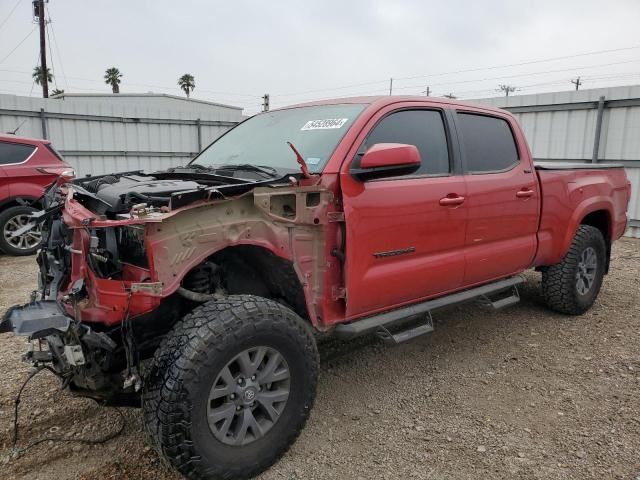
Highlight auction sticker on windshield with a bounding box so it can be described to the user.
[301,118,349,130]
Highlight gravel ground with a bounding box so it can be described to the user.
[0,239,638,480]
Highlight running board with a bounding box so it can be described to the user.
[484,286,521,310]
[334,275,526,340]
[376,312,434,345]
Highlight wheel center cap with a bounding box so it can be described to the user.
[242,387,257,404]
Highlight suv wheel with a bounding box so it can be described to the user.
[542,225,606,315]
[0,205,42,256]
[143,295,319,480]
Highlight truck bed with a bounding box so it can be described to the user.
[534,161,623,170]
[534,165,630,266]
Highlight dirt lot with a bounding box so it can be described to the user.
[0,239,638,480]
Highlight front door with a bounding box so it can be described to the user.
[340,107,468,319]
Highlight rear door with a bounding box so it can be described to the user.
[340,106,468,318]
[453,110,539,286]
[0,141,41,198]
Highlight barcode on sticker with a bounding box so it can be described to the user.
[301,118,348,130]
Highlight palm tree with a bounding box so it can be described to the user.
[32,66,53,86]
[178,74,195,98]
[104,67,122,94]
[51,88,65,97]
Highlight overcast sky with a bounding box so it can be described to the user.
[1,0,639,114]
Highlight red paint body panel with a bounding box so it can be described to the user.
[0,134,73,209]
[533,168,630,266]
[51,96,631,330]
[359,143,420,169]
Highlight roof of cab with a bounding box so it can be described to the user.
[277,95,507,115]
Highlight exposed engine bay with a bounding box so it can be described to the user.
[1,165,326,404]
[72,167,293,216]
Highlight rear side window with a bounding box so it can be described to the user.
[457,113,518,173]
[0,142,36,165]
[362,109,450,176]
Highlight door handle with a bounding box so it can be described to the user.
[516,189,534,198]
[439,195,465,207]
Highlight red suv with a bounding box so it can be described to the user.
[0,134,74,255]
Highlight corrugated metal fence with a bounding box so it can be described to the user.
[0,93,243,177]
[474,85,640,238]
[2,89,638,238]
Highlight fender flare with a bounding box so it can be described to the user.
[558,196,613,260]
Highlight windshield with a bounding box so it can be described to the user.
[191,103,366,174]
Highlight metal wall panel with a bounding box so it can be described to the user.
[624,167,640,238]
[473,85,640,238]
[0,93,243,177]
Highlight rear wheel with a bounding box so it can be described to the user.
[142,295,319,480]
[542,225,606,315]
[0,205,42,256]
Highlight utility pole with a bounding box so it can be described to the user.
[389,78,393,96]
[36,0,49,98]
[498,84,517,97]
[443,93,457,99]
[571,77,582,91]
[261,93,270,112]
[423,85,431,96]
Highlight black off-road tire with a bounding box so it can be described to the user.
[542,225,606,315]
[142,295,319,480]
[142,316,194,459]
[0,205,41,256]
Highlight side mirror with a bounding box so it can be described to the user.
[351,143,421,181]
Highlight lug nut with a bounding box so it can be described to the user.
[236,406,241,411]
[230,393,235,399]
[251,375,256,380]
[237,378,243,384]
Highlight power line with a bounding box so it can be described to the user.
[45,9,57,90]
[0,26,36,65]
[390,59,640,93]
[273,45,640,98]
[271,59,640,105]
[0,0,23,32]
[394,45,640,82]
[46,4,68,90]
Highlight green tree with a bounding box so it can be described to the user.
[51,88,64,96]
[178,73,195,98]
[32,66,53,86]
[104,67,123,93]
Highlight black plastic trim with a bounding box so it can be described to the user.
[334,276,526,339]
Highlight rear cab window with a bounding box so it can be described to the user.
[456,113,519,173]
[358,109,451,176]
[0,141,37,165]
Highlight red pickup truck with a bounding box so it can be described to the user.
[3,97,631,480]
[0,134,74,255]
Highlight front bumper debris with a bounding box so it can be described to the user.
[1,301,71,338]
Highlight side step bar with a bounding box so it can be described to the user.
[334,275,525,341]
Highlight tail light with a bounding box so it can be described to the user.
[36,166,76,179]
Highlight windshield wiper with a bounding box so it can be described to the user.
[182,163,277,178]
[211,164,279,178]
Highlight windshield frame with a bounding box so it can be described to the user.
[188,103,367,175]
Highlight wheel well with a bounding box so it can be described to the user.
[580,210,611,273]
[0,197,41,212]
[190,245,309,322]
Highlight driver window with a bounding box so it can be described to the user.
[361,109,450,176]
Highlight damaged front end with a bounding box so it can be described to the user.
[1,168,306,403]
